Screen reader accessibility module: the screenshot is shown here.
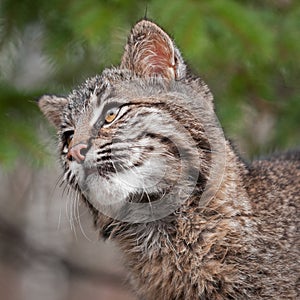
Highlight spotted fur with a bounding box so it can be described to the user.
[38,20,299,299]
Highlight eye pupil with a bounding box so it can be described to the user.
[105,108,118,124]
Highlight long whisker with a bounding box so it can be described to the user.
[65,185,75,238]
[50,172,66,231]
[75,191,94,242]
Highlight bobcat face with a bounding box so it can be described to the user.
[38,20,223,222]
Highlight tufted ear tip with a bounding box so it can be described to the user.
[38,94,68,129]
[121,20,186,81]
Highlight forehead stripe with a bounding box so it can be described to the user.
[90,103,105,127]
[90,89,98,105]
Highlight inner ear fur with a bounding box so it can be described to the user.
[38,95,68,129]
[121,20,186,81]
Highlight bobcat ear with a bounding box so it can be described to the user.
[121,20,186,81]
[37,95,68,129]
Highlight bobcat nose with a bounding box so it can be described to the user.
[67,143,88,163]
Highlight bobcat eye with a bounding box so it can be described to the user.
[62,130,74,153]
[104,107,119,124]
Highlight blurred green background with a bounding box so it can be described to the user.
[0,0,299,167]
[0,2,299,299]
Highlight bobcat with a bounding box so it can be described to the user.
[38,20,299,299]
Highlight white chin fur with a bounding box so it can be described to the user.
[69,157,167,211]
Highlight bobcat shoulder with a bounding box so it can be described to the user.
[38,20,300,299]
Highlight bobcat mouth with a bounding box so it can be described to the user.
[84,164,116,179]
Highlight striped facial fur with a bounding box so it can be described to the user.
[38,19,300,300]
[38,20,217,221]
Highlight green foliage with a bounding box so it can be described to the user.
[0,84,47,166]
[0,0,299,167]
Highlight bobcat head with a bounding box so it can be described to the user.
[38,20,225,223]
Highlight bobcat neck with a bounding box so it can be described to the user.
[38,19,299,300]
[96,143,256,299]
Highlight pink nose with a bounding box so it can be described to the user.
[67,143,88,163]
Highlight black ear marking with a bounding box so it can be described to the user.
[144,3,148,19]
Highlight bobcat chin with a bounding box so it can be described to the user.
[38,20,299,299]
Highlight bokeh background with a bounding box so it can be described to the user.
[0,1,299,299]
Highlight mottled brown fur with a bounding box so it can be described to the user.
[98,146,299,299]
[38,20,299,299]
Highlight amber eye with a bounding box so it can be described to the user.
[104,107,119,124]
